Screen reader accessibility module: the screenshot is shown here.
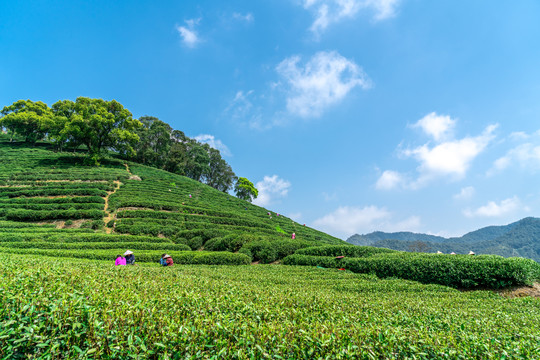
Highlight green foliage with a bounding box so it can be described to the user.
[57,97,142,159]
[283,252,540,289]
[296,245,395,257]
[6,209,104,221]
[1,254,540,358]
[0,100,53,143]
[240,238,313,263]
[234,177,258,202]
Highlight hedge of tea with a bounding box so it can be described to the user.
[0,247,250,264]
[0,241,191,251]
[283,252,540,289]
[6,209,105,221]
[295,244,396,257]
[239,238,314,263]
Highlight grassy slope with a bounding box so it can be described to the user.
[0,139,344,263]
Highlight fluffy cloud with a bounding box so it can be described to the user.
[193,134,232,157]
[303,0,400,35]
[312,205,420,239]
[463,197,521,218]
[176,18,201,48]
[412,112,455,141]
[252,175,291,207]
[276,51,370,118]
[403,124,497,186]
[375,170,404,190]
[377,114,497,189]
[453,186,475,200]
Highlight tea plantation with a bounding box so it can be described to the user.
[0,140,344,265]
[2,254,540,359]
[2,139,540,358]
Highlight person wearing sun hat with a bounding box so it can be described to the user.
[163,254,174,266]
[468,251,476,256]
[124,250,135,265]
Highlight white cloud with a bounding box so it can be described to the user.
[453,186,475,200]
[365,0,401,20]
[403,124,497,185]
[232,12,254,23]
[377,115,497,189]
[313,205,421,238]
[463,196,521,218]
[303,0,400,35]
[411,112,455,142]
[225,90,254,119]
[488,129,540,175]
[375,170,404,190]
[176,18,201,47]
[491,143,540,173]
[276,51,370,118]
[193,134,232,157]
[252,175,291,207]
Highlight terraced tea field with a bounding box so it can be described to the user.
[0,141,343,265]
[1,254,540,359]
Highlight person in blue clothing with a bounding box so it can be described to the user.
[160,253,167,266]
[124,250,135,265]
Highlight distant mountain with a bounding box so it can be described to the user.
[346,218,540,262]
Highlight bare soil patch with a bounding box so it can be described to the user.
[496,283,540,299]
[63,219,86,229]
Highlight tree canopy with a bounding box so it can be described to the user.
[60,97,142,159]
[0,100,53,143]
[235,177,258,202]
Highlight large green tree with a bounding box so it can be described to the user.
[185,142,211,181]
[60,97,141,159]
[134,116,172,168]
[235,177,258,202]
[0,100,53,143]
[204,148,236,192]
[50,100,79,151]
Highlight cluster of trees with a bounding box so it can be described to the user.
[0,98,258,201]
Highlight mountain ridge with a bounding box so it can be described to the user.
[347,217,540,261]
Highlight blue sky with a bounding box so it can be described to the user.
[2,1,540,239]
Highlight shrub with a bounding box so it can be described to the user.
[282,253,540,289]
[204,234,248,252]
[295,245,396,258]
[240,239,313,264]
[6,209,105,221]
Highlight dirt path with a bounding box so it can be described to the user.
[124,163,132,175]
[103,180,122,234]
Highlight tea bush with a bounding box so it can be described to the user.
[283,252,540,289]
[295,244,396,257]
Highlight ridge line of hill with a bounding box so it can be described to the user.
[347,217,540,262]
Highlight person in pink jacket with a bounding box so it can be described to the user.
[292,232,296,240]
[115,254,126,266]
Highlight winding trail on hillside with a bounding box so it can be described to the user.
[103,180,122,234]
[102,164,134,233]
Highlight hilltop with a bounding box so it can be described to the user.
[347,217,540,261]
[0,139,344,264]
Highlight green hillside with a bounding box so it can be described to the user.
[0,139,344,264]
